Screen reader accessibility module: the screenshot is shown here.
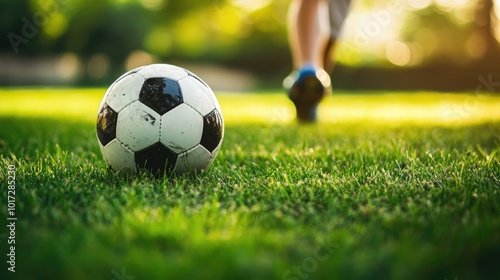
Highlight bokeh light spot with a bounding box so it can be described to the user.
[87,54,110,79]
[57,53,81,80]
[386,41,411,66]
[408,0,432,10]
[466,33,487,59]
[126,50,155,71]
[140,0,165,11]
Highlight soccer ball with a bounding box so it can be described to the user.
[96,64,224,175]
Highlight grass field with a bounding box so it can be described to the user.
[0,88,499,280]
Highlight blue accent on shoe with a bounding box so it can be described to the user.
[296,64,317,80]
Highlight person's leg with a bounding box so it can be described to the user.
[288,0,331,69]
[284,0,351,122]
[323,0,351,73]
[284,0,332,122]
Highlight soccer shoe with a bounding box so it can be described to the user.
[283,64,332,123]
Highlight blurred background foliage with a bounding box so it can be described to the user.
[1,0,500,90]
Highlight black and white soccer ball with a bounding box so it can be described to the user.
[96,64,224,175]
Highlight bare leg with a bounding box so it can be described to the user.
[288,0,331,70]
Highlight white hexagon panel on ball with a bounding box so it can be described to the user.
[179,75,216,116]
[116,101,161,152]
[160,103,204,154]
[105,72,146,113]
[137,64,188,81]
[101,139,137,173]
[174,145,212,174]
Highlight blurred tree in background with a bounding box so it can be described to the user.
[1,0,499,90]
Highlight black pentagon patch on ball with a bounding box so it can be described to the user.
[139,77,183,115]
[201,110,223,152]
[135,142,178,174]
[96,104,118,146]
